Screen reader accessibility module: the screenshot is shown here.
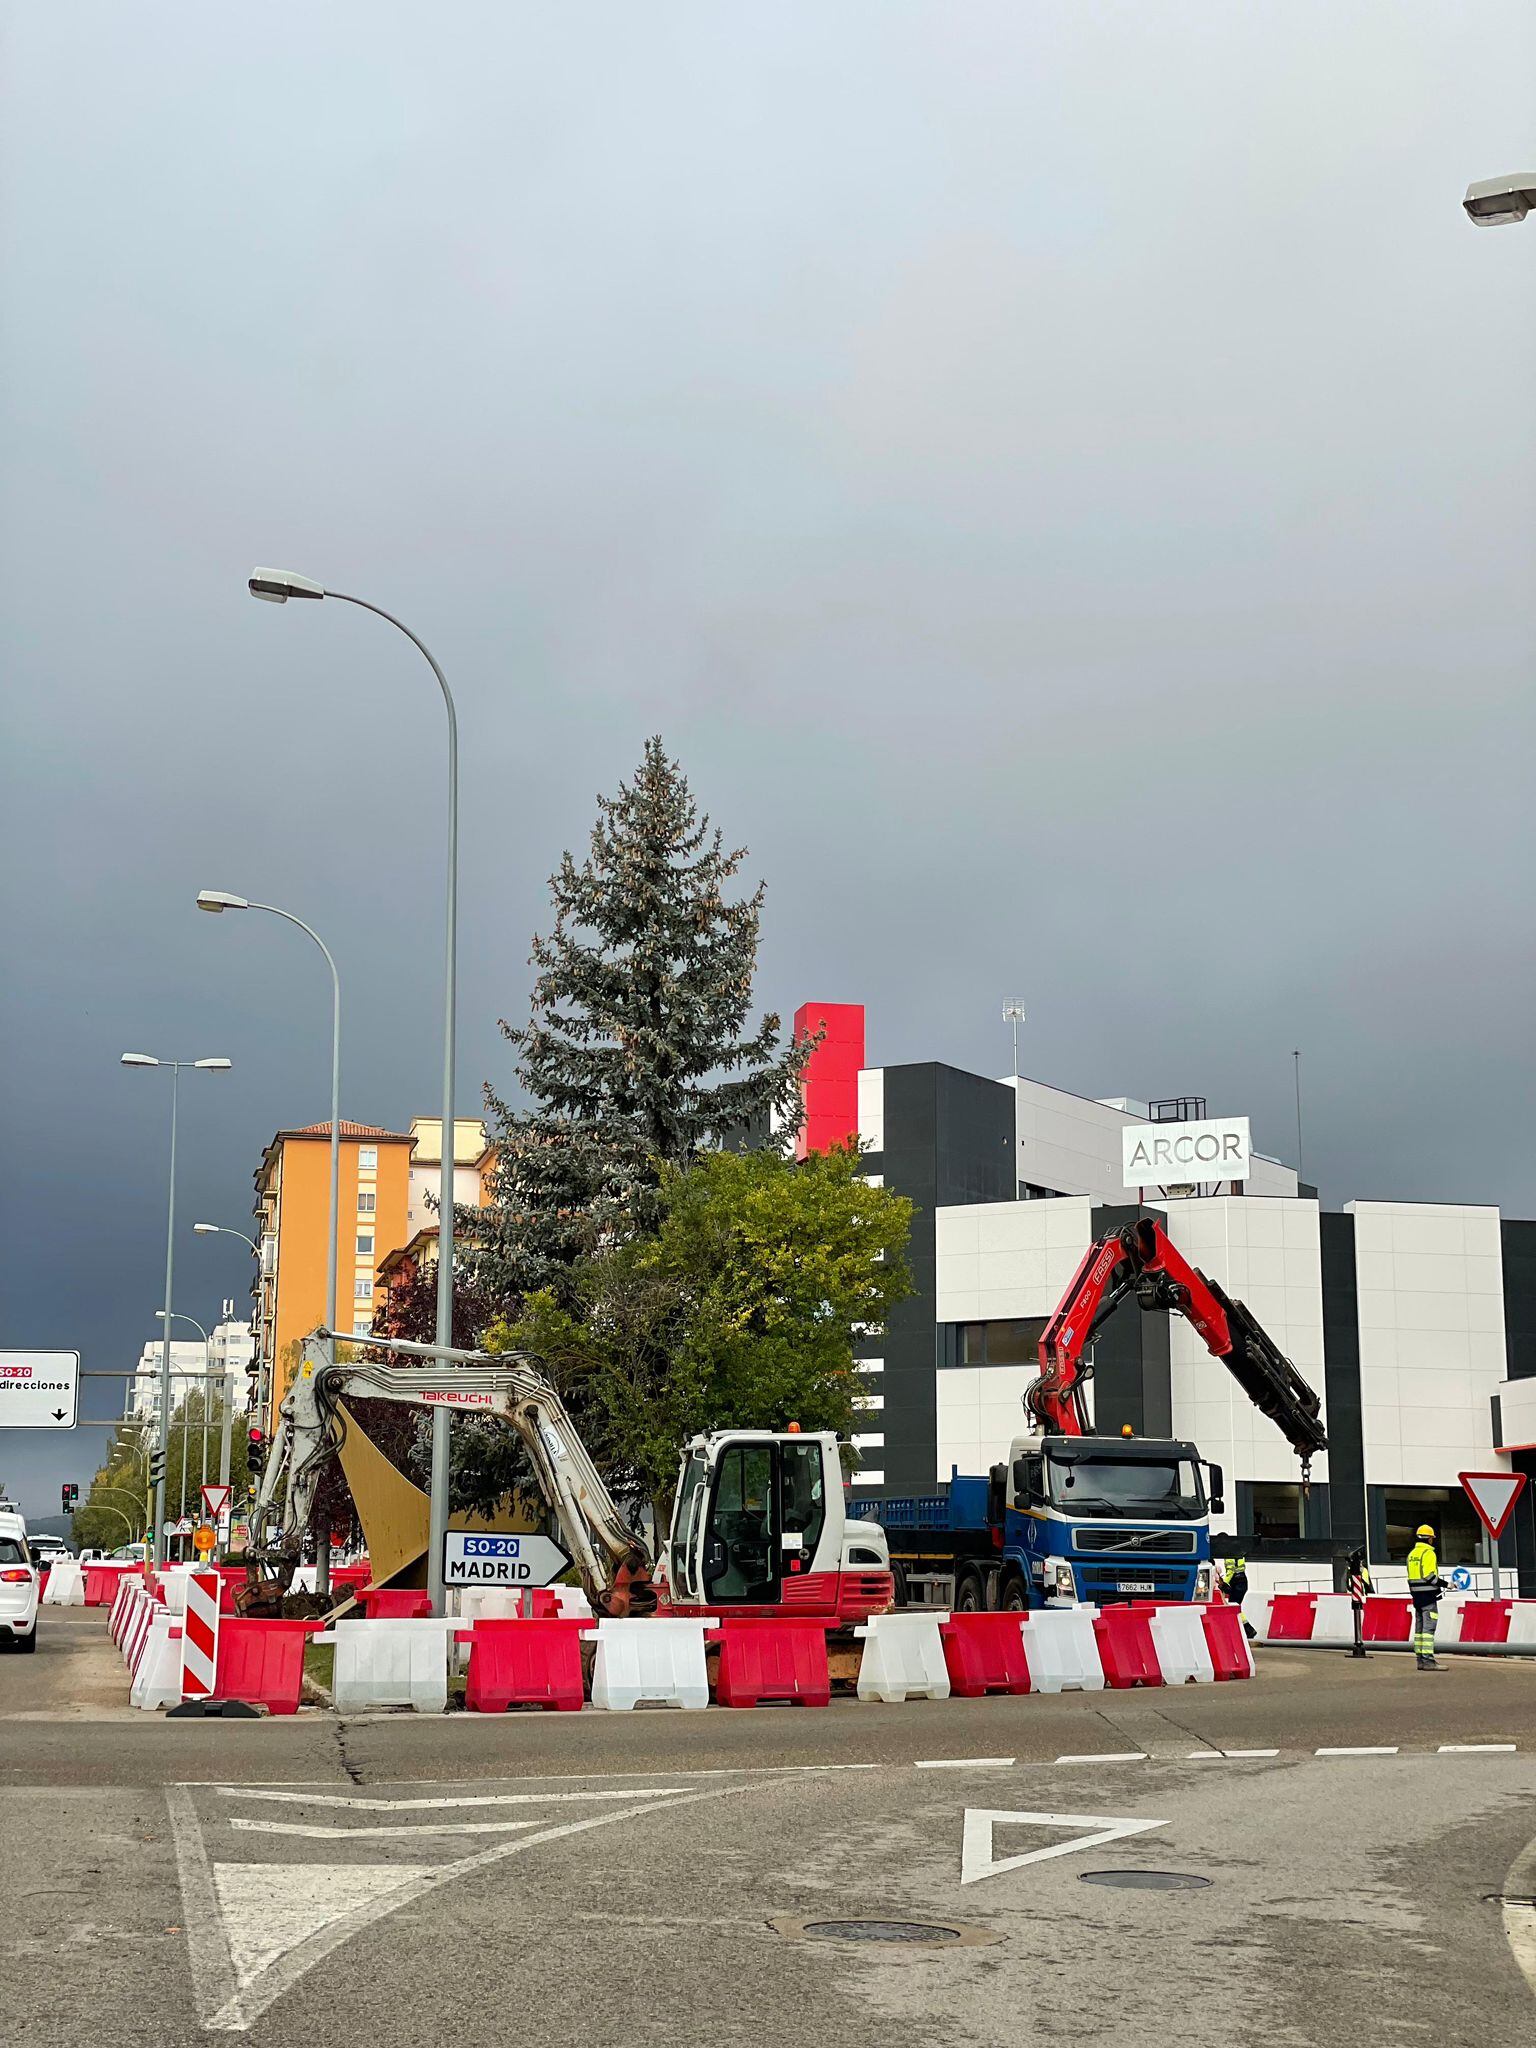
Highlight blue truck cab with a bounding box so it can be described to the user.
[864,1433,1223,1611]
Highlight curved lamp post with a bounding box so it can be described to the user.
[249,569,459,1611]
[120,1053,231,1568]
[193,1223,260,1490]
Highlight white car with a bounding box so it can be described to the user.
[0,1516,38,1654]
[28,1533,71,1567]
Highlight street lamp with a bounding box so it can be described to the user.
[1463,174,1536,226]
[1003,1000,1026,1080]
[250,568,460,1612]
[198,886,342,1588]
[120,1052,231,1568]
[156,1309,210,1530]
[193,1223,261,1490]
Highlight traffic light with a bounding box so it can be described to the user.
[246,1427,267,1477]
[61,1483,79,1512]
[148,1448,166,1486]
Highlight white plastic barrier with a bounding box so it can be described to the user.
[108,1575,136,1645]
[43,1558,85,1606]
[854,1612,951,1703]
[159,1569,191,1615]
[1307,1593,1357,1648]
[554,1586,594,1619]
[123,1591,157,1670]
[1018,1605,1105,1693]
[130,1610,184,1710]
[587,1617,715,1711]
[1506,1603,1536,1651]
[317,1618,455,1714]
[1149,1604,1216,1685]
[451,1589,525,1669]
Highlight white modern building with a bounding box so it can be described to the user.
[126,1319,255,1421]
[791,1003,1536,1588]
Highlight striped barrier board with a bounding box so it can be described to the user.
[180,1569,221,1700]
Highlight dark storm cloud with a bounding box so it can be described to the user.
[2,3,1533,1511]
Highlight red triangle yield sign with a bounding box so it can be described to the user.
[1458,1470,1527,1541]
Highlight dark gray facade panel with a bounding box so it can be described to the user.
[877,1063,1014,1492]
[1319,1211,1368,1552]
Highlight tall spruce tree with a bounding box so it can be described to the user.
[463,737,810,1310]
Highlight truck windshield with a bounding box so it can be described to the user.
[1047,1455,1205,1519]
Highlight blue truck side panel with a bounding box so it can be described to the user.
[867,1474,1212,1606]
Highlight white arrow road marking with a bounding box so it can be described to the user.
[960,1808,1166,1886]
[215,1786,685,1810]
[230,1817,543,1839]
[168,1779,761,2034]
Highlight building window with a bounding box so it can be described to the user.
[1250,1483,1304,1543]
[1380,1487,1483,1567]
[358,1146,378,1171]
[357,1191,376,1214]
[354,1278,374,1300]
[957,1318,1046,1367]
[352,1319,372,1337]
[356,1232,374,1255]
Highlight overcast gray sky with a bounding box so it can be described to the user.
[2,4,1533,1513]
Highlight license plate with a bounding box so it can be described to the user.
[1117,1579,1155,1593]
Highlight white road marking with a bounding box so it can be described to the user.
[915,1757,1016,1770]
[1501,1834,1536,2006]
[1316,1746,1399,1757]
[961,1808,1166,1885]
[1438,1743,1517,1754]
[1054,1751,1148,1765]
[1185,1750,1226,1759]
[217,1787,685,1810]
[1218,1748,1280,1759]
[229,1817,542,1840]
[170,1778,762,2034]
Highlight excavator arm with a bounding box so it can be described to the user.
[1029,1216,1328,1481]
[260,1329,656,1614]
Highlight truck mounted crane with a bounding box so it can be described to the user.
[253,1329,894,1623]
[865,1212,1328,1612]
[1029,1214,1328,1481]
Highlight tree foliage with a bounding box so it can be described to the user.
[463,737,810,1312]
[492,1143,911,1507]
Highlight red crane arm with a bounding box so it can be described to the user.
[1028,1215,1327,1478]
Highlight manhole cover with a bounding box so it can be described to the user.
[770,1914,1000,1949]
[1079,1870,1212,1892]
[806,1919,963,1944]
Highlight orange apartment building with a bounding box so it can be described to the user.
[252,1116,493,1429]
[253,1121,413,1426]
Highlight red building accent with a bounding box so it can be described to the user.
[793,1002,865,1160]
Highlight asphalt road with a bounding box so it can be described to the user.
[4,1609,1534,2045]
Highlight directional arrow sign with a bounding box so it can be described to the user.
[1459,1470,1527,1542]
[0,1350,79,1429]
[961,1809,1166,1885]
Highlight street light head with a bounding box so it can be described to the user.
[196,889,248,914]
[120,1052,159,1067]
[194,1057,233,1071]
[248,567,325,603]
[1463,175,1536,226]
[193,1223,219,1235]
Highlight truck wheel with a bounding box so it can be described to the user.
[890,1562,909,1609]
[955,1567,985,1614]
[1001,1574,1028,1613]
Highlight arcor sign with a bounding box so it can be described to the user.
[1122,1115,1251,1189]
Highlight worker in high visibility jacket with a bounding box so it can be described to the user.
[1406,1525,1443,1670]
[1218,1554,1258,1641]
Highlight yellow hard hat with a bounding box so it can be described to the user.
[1415,1524,1434,1539]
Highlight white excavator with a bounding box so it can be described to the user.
[252,1329,895,1623]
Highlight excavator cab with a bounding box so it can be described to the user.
[666,1431,892,1620]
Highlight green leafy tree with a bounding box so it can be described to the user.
[463,737,810,1312]
[494,1142,911,1509]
